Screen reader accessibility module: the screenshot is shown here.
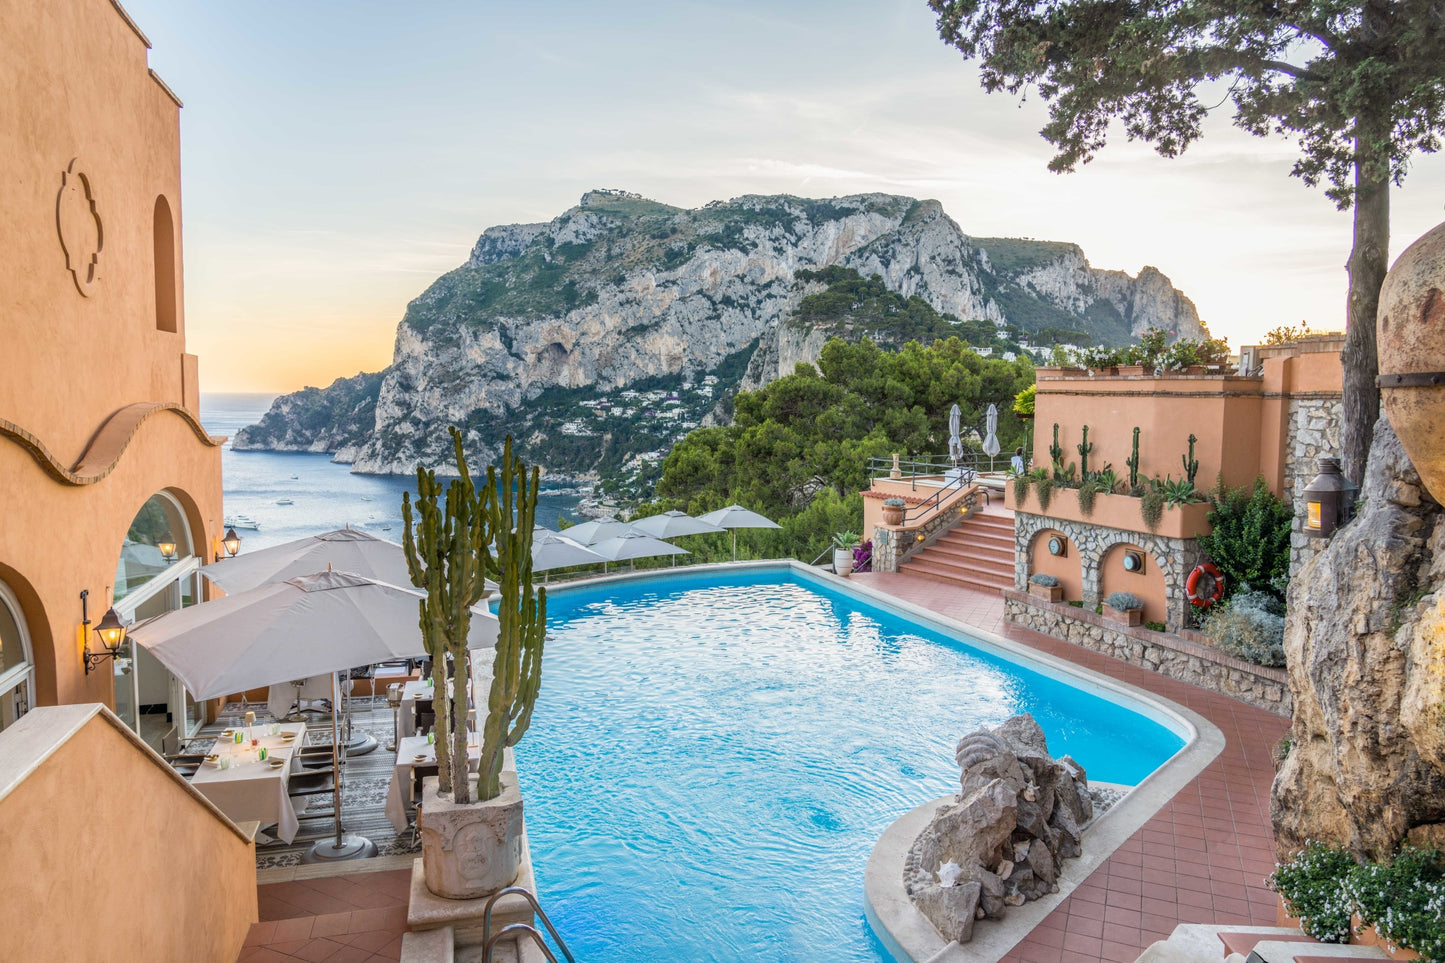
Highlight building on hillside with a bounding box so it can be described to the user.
[0,1,256,958]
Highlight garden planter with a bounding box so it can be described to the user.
[1104,604,1143,627]
[881,505,905,526]
[1378,219,1445,505]
[1089,366,1118,377]
[1116,365,1146,377]
[1029,583,1063,603]
[1351,915,1422,960]
[833,548,854,576]
[420,774,525,900]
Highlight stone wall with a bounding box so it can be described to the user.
[1285,396,1344,575]
[1004,592,1291,716]
[1013,511,1206,630]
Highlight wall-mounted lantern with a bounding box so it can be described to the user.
[1047,535,1067,557]
[215,526,242,563]
[1302,456,1357,539]
[158,535,177,561]
[1122,551,1145,573]
[81,589,129,675]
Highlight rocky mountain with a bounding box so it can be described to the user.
[235,190,1204,480]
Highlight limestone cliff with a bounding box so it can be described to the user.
[240,190,1205,480]
[233,371,384,456]
[1272,418,1445,860]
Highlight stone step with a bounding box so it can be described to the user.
[935,527,1015,548]
[922,541,1014,564]
[402,925,455,963]
[905,553,1013,582]
[898,564,1013,594]
[1220,929,1319,956]
[1253,944,1390,961]
[1139,924,1306,962]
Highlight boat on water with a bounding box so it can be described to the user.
[289,474,299,480]
[224,514,260,531]
[276,498,294,506]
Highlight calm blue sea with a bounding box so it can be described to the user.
[199,394,583,552]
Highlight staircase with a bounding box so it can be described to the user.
[1134,923,1394,962]
[898,504,1015,593]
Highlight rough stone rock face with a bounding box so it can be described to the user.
[1271,418,1445,860]
[905,714,1095,942]
[235,190,1205,477]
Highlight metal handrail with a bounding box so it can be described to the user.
[484,924,560,963]
[902,472,976,524]
[869,452,985,490]
[481,887,576,963]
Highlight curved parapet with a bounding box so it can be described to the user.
[0,402,224,486]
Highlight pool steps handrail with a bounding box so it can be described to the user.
[483,924,559,963]
[481,886,575,962]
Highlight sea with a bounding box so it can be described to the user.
[199,394,584,552]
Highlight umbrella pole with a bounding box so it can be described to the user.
[732,530,737,562]
[303,672,377,863]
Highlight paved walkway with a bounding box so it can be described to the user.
[239,866,411,963]
[853,571,1290,963]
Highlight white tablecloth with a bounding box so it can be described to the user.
[384,733,482,832]
[266,675,336,721]
[399,661,489,738]
[191,723,308,843]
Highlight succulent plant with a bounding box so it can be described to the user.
[1106,591,1144,611]
[1029,573,1060,587]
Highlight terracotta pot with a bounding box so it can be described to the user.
[881,505,905,526]
[1090,366,1119,377]
[419,774,524,900]
[1116,365,1146,377]
[1104,604,1144,626]
[1378,219,1445,505]
[1029,583,1063,603]
[1349,915,1422,959]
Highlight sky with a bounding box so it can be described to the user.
[126,0,1445,394]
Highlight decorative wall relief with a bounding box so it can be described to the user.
[56,158,103,296]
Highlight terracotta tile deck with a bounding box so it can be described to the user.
[853,571,1290,963]
[240,869,411,962]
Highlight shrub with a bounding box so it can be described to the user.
[1077,479,1101,516]
[1198,476,1292,604]
[1013,383,1035,416]
[1105,591,1144,611]
[1139,488,1165,532]
[1344,846,1445,961]
[1029,573,1060,587]
[1269,842,1357,943]
[1034,475,1054,512]
[1013,472,1031,504]
[1202,589,1286,666]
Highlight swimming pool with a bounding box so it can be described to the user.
[511,567,1186,962]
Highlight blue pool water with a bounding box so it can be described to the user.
[511,569,1185,962]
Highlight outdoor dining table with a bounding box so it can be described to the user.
[190,722,308,843]
[397,679,434,739]
[384,733,481,832]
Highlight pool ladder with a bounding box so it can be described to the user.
[481,887,575,963]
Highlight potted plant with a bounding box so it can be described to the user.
[403,428,546,900]
[832,531,860,576]
[1028,573,1063,603]
[881,497,907,526]
[1104,591,1145,626]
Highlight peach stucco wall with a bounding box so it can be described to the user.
[1098,543,1168,626]
[0,708,256,961]
[1026,529,1082,602]
[0,0,223,709]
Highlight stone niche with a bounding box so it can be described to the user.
[1272,418,1445,860]
[904,714,1095,943]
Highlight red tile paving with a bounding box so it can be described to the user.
[240,870,411,962]
[855,571,1290,963]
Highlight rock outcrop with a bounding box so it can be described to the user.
[905,714,1094,942]
[232,371,385,456]
[1271,418,1445,860]
[240,190,1205,479]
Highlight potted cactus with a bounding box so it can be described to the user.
[832,531,860,576]
[403,429,546,900]
[1104,591,1145,626]
[881,497,907,526]
[1028,573,1063,603]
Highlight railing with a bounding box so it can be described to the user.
[482,886,576,963]
[901,471,976,524]
[868,451,985,489]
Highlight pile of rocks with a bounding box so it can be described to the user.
[904,714,1095,943]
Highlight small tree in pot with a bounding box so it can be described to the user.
[832,531,861,576]
[403,429,546,899]
[1104,591,1145,627]
[1028,573,1063,603]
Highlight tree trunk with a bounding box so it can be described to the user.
[1341,131,1389,485]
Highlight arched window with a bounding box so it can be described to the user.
[0,581,34,733]
[153,195,177,333]
[114,492,192,604]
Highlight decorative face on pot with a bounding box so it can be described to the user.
[1378,219,1445,504]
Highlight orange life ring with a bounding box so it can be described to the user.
[1186,563,1225,608]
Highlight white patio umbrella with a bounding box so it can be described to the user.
[623,511,724,566]
[695,505,782,561]
[532,531,607,573]
[203,527,497,595]
[589,531,690,571]
[563,516,640,545]
[983,403,1001,470]
[948,402,965,468]
[129,569,498,862]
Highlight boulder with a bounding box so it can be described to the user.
[913,881,983,943]
[1272,418,1445,861]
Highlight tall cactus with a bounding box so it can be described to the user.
[1049,423,1064,465]
[401,427,493,803]
[478,436,547,802]
[1182,433,1199,487]
[1126,427,1141,491]
[1076,425,1093,477]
